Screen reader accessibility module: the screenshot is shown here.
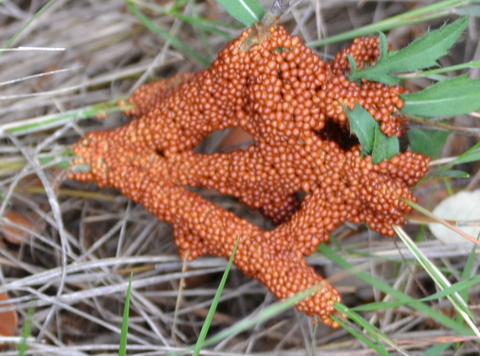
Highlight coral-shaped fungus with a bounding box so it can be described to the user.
[70,25,430,327]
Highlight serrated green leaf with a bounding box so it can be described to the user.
[344,104,376,154]
[407,128,450,159]
[372,124,399,164]
[349,17,469,85]
[401,75,480,117]
[215,0,265,27]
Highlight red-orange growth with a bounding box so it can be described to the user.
[70,25,430,326]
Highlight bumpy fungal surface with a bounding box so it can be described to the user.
[70,25,430,326]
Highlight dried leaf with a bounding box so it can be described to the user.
[0,210,39,245]
[0,292,17,337]
[429,190,480,245]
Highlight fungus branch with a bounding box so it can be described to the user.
[69,24,430,326]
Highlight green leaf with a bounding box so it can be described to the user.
[401,75,480,117]
[344,103,399,162]
[347,54,358,73]
[378,31,388,59]
[349,17,469,85]
[344,104,376,154]
[215,0,265,27]
[407,128,450,159]
[372,124,399,164]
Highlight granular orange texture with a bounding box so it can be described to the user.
[70,25,430,326]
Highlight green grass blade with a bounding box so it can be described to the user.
[330,314,391,356]
[399,60,480,78]
[119,272,134,356]
[166,281,332,355]
[132,0,240,37]
[429,170,470,178]
[18,306,35,356]
[457,243,478,326]
[319,243,475,336]
[434,142,480,173]
[0,99,129,138]
[421,342,452,356]
[126,1,211,67]
[334,303,392,356]
[308,0,471,47]
[461,243,477,298]
[353,271,480,312]
[205,283,328,343]
[393,226,479,336]
[192,236,240,355]
[0,0,58,57]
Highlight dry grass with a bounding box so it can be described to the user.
[0,1,479,355]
